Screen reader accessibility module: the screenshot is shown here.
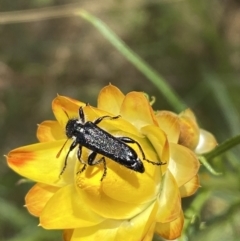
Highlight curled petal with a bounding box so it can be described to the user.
[120,92,158,128]
[168,143,200,187]
[7,141,75,186]
[37,120,65,142]
[52,95,85,128]
[155,111,180,143]
[178,109,200,150]
[156,170,181,223]
[179,175,200,197]
[40,184,104,229]
[25,183,60,217]
[97,84,125,115]
[155,211,184,240]
[195,129,218,154]
[179,108,197,122]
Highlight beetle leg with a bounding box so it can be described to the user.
[77,145,82,160]
[77,145,87,172]
[87,151,97,165]
[88,152,107,181]
[117,137,165,166]
[93,115,121,125]
[59,140,78,176]
[78,106,85,124]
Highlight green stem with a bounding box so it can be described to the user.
[0,5,186,112]
[204,134,240,160]
[198,156,222,176]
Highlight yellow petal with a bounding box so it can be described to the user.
[52,95,85,128]
[70,220,120,241]
[178,109,200,150]
[84,105,143,138]
[142,222,156,241]
[71,202,158,241]
[97,84,125,115]
[76,172,156,220]
[25,183,60,216]
[141,125,169,167]
[37,120,65,142]
[179,174,200,197]
[155,211,184,240]
[99,134,162,205]
[116,201,159,241]
[40,184,104,229]
[155,111,180,143]
[70,203,158,241]
[156,170,181,223]
[7,140,75,186]
[120,92,158,129]
[195,129,218,154]
[168,143,200,187]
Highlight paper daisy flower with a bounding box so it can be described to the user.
[7,84,216,241]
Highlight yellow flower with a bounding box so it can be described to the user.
[6,84,210,241]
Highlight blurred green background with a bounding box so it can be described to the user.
[1,0,240,240]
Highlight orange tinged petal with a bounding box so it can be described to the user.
[156,170,181,223]
[25,183,60,216]
[7,140,75,186]
[195,129,218,154]
[178,109,200,150]
[37,120,65,142]
[155,211,184,240]
[168,143,200,187]
[179,174,200,197]
[97,84,125,115]
[120,92,158,128]
[155,111,180,143]
[40,184,104,229]
[63,229,74,241]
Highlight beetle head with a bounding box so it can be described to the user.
[65,119,78,138]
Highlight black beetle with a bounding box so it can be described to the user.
[59,105,163,180]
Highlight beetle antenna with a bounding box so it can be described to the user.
[56,108,71,158]
[56,138,69,158]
